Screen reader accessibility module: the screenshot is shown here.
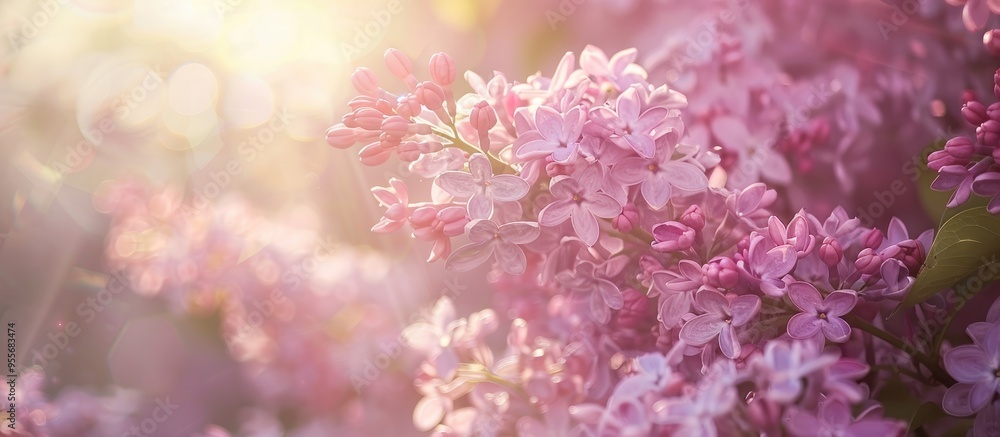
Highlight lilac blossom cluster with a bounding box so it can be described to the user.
[931,68,1000,213]
[323,46,1000,435]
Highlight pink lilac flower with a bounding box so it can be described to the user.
[740,235,797,297]
[784,399,906,437]
[587,87,670,158]
[679,289,761,359]
[537,164,622,246]
[611,139,709,210]
[513,106,586,163]
[943,321,1000,416]
[787,282,858,343]
[435,153,529,220]
[445,219,540,274]
[650,259,704,327]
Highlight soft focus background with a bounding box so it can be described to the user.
[0,0,994,435]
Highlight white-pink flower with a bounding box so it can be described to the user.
[435,153,529,219]
[537,164,622,246]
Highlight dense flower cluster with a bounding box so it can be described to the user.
[321,44,1000,435]
[931,68,1000,213]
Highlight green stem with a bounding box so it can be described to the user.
[845,315,955,386]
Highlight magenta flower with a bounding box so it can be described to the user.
[650,260,704,327]
[651,221,696,253]
[787,282,857,343]
[972,171,1000,214]
[784,400,905,437]
[445,220,539,274]
[587,87,669,158]
[370,178,409,234]
[741,235,797,297]
[611,144,708,210]
[679,289,760,359]
[436,153,529,219]
[943,321,1000,416]
[557,256,627,323]
[513,106,585,163]
[537,164,622,246]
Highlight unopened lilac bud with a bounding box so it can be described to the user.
[470,101,497,132]
[862,229,883,250]
[351,67,380,97]
[703,257,740,290]
[348,95,377,111]
[359,142,392,166]
[854,248,883,275]
[397,142,421,162]
[962,100,989,126]
[438,206,469,237]
[378,132,401,149]
[384,48,414,80]
[680,204,706,231]
[819,237,843,267]
[429,52,457,86]
[651,222,696,253]
[945,136,977,159]
[395,95,422,119]
[326,126,360,149]
[986,30,1000,56]
[414,81,445,110]
[613,204,640,233]
[977,120,1000,147]
[927,149,965,171]
[988,102,1000,122]
[380,116,410,138]
[994,68,1000,100]
[352,107,385,131]
[375,99,395,116]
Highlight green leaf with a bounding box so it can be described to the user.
[900,207,1000,309]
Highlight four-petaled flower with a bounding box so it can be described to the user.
[513,106,585,164]
[588,87,670,158]
[445,219,540,274]
[611,143,708,210]
[679,289,761,359]
[943,321,1000,417]
[784,399,906,437]
[538,164,622,246]
[787,282,857,343]
[436,153,529,219]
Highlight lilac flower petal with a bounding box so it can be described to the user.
[641,174,673,210]
[824,291,858,317]
[587,193,624,218]
[968,322,992,347]
[784,410,821,437]
[974,401,1000,437]
[788,282,822,312]
[679,314,724,345]
[787,313,822,339]
[760,279,788,297]
[489,175,529,201]
[945,346,991,384]
[970,380,997,412]
[821,317,852,343]
[973,172,1000,196]
[729,295,761,326]
[659,291,693,327]
[401,322,441,352]
[571,209,600,246]
[663,161,709,191]
[695,289,730,315]
[498,221,540,244]
[590,293,611,324]
[494,241,527,274]
[597,279,624,309]
[548,176,577,199]
[616,88,640,122]
[577,163,606,194]
[436,171,479,197]
[965,0,989,30]
[413,395,449,431]
[623,133,655,158]
[535,106,563,141]
[444,241,494,272]
[467,192,492,219]
[632,107,668,132]
[719,325,740,359]
[466,219,499,243]
[611,157,649,185]
[820,400,853,428]
[761,245,797,278]
[516,137,559,159]
[468,153,492,181]
[942,383,976,417]
[538,199,575,226]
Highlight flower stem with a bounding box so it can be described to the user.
[845,315,956,386]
